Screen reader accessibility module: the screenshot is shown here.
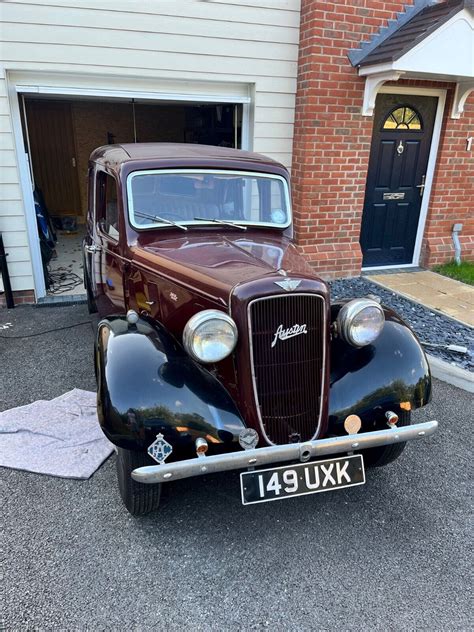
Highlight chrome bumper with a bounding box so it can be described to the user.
[131,420,438,484]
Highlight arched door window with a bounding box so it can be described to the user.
[382,106,422,130]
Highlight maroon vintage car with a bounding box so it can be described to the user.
[83,143,437,515]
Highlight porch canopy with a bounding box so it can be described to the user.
[349,0,474,118]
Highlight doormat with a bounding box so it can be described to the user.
[0,389,114,479]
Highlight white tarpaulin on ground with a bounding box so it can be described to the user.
[0,388,114,479]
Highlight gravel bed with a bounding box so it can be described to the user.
[329,276,474,372]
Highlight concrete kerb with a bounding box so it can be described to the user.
[427,354,474,393]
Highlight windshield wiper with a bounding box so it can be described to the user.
[134,210,188,231]
[193,216,247,231]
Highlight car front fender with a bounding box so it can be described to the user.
[95,315,246,455]
[328,303,432,433]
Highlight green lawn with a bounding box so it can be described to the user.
[433,260,474,286]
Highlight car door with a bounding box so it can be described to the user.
[88,168,127,316]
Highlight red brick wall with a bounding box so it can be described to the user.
[422,91,474,266]
[292,0,474,278]
[0,289,36,307]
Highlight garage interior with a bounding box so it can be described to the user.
[19,94,243,297]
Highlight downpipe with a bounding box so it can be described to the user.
[452,223,462,265]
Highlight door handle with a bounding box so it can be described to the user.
[416,175,426,198]
[85,244,101,254]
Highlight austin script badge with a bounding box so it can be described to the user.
[271,323,308,348]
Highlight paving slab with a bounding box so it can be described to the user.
[369,270,474,327]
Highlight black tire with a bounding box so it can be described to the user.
[116,447,162,515]
[361,411,411,468]
[83,260,98,314]
[85,277,98,314]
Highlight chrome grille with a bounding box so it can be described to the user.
[248,294,325,445]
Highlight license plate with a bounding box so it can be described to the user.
[240,454,365,505]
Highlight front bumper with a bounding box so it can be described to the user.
[131,420,438,484]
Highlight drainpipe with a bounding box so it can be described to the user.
[452,223,463,266]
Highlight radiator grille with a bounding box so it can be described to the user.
[249,294,325,444]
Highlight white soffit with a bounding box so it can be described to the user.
[359,8,474,117]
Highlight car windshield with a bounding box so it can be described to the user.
[127,169,291,230]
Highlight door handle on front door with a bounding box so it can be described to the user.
[85,244,101,254]
[416,175,426,197]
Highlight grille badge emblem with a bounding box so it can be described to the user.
[272,323,308,348]
[274,278,302,292]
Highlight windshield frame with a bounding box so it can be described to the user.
[126,168,292,231]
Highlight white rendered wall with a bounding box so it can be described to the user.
[0,0,300,294]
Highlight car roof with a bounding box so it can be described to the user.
[89,143,287,176]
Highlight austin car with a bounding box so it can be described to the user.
[82,143,438,515]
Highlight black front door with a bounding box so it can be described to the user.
[360,93,437,267]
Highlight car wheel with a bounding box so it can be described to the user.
[361,411,411,468]
[116,447,162,515]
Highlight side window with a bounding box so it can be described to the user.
[96,171,119,240]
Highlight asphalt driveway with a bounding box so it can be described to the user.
[1,305,472,630]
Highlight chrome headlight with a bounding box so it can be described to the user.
[183,310,238,363]
[337,298,385,347]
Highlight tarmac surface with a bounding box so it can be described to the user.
[1,305,472,631]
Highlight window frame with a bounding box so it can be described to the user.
[126,168,292,231]
[381,105,423,131]
[95,169,120,243]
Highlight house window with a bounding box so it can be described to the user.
[382,106,422,130]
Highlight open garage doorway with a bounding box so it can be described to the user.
[19,94,244,298]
